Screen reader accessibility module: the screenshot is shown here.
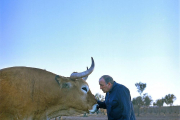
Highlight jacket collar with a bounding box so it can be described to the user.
[109,81,117,93]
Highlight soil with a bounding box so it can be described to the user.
[61,115,108,120]
[51,114,180,120]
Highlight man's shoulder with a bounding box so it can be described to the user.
[114,82,129,91]
[114,82,124,88]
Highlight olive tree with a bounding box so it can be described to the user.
[132,96,143,116]
[135,82,146,95]
[164,94,176,106]
[143,93,153,107]
[95,93,105,102]
[153,98,165,114]
[133,82,148,116]
[153,98,165,107]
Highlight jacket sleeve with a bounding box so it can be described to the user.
[97,94,107,109]
[117,86,131,120]
[97,100,106,109]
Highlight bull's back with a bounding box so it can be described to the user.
[0,67,57,119]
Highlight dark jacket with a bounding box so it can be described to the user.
[97,82,136,120]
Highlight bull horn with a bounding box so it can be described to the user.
[82,67,88,81]
[70,57,95,79]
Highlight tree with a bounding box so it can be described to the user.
[95,93,105,115]
[132,96,143,116]
[153,98,165,115]
[153,98,165,107]
[132,96,144,106]
[135,82,146,95]
[134,82,147,116]
[164,94,176,106]
[143,93,153,107]
[95,93,105,102]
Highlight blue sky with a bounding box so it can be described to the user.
[1,0,179,105]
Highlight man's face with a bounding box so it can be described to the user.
[99,78,110,93]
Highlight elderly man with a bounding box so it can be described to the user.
[97,75,136,120]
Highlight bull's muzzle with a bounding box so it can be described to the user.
[89,104,98,113]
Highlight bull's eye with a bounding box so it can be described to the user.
[82,87,87,92]
[81,85,89,93]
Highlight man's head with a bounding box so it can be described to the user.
[99,75,114,93]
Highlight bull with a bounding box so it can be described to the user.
[0,57,97,120]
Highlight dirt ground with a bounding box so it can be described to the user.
[52,114,180,120]
[60,115,108,120]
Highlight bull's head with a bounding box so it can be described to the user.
[47,57,98,118]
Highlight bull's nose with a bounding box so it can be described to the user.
[89,104,98,113]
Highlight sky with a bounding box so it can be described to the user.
[0,0,179,105]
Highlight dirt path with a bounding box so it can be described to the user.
[52,114,180,120]
[61,115,108,120]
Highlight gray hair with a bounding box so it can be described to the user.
[100,75,114,84]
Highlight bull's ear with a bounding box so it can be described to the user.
[55,75,61,85]
[62,82,71,89]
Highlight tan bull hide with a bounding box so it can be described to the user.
[0,58,97,120]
